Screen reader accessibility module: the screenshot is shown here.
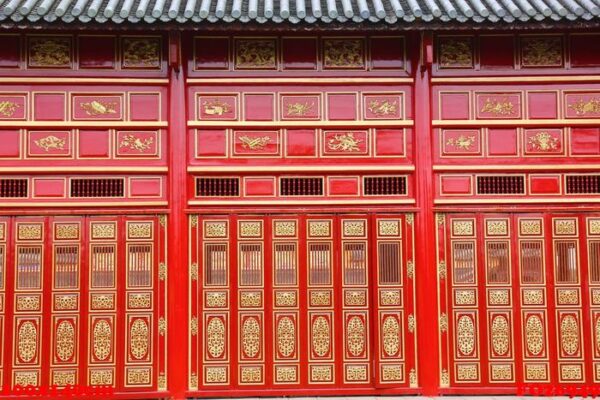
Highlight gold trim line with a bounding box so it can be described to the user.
[0,78,169,84]
[187,78,413,84]
[0,201,168,207]
[189,199,415,205]
[433,119,600,127]
[188,165,415,172]
[0,121,167,128]
[433,165,600,171]
[0,167,168,173]
[435,198,600,204]
[189,120,413,128]
[432,76,600,83]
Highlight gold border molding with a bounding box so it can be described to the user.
[0,201,168,207]
[0,121,167,128]
[433,119,600,127]
[189,199,415,206]
[0,78,169,84]
[189,120,413,128]
[187,77,413,84]
[432,75,600,83]
[0,167,168,173]
[435,198,600,204]
[188,165,415,172]
[433,165,600,171]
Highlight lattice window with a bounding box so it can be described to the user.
[280,177,324,196]
[554,240,579,284]
[0,179,28,198]
[343,242,367,285]
[16,246,42,290]
[476,176,525,195]
[453,241,475,284]
[378,241,401,284]
[196,178,240,197]
[70,178,124,197]
[308,242,331,285]
[127,244,153,287]
[239,243,263,286]
[566,175,600,194]
[589,241,600,283]
[364,176,407,196]
[520,240,544,284]
[274,242,297,286]
[204,243,227,286]
[54,245,79,289]
[486,241,510,284]
[91,245,116,288]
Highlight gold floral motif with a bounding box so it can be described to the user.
[528,131,559,151]
[205,367,227,383]
[525,315,544,356]
[287,102,314,117]
[406,213,414,224]
[407,260,414,279]
[525,364,547,381]
[18,321,38,363]
[327,132,362,152]
[311,316,331,357]
[55,295,77,310]
[489,289,510,306]
[439,38,473,68]
[456,315,475,356]
[521,37,562,66]
[480,98,515,116]
[236,39,276,69]
[275,291,296,307]
[378,220,400,237]
[276,316,296,358]
[92,320,112,361]
[274,221,296,237]
[455,290,476,306]
[122,38,160,68]
[523,289,544,305]
[205,292,227,308]
[17,296,40,311]
[491,364,512,381]
[91,223,115,239]
[126,368,151,385]
[439,313,448,333]
[240,366,262,383]
[409,368,417,387]
[55,320,75,362]
[241,317,261,358]
[343,220,365,237]
[555,219,576,235]
[311,365,332,382]
[487,220,508,236]
[382,316,400,356]
[368,99,397,116]
[437,213,446,226]
[190,316,199,337]
[90,369,113,385]
[520,219,541,235]
[346,316,366,357]
[35,135,66,151]
[308,221,330,237]
[203,99,231,116]
[0,101,19,117]
[381,365,402,382]
[592,289,600,305]
[589,219,600,235]
[29,37,71,67]
[128,222,152,238]
[119,135,154,152]
[240,291,261,307]
[557,289,578,305]
[438,261,447,280]
[310,291,331,306]
[189,372,198,388]
[560,315,579,356]
[56,224,79,240]
[345,290,366,306]
[14,371,38,387]
[158,262,166,281]
[560,365,582,381]
[569,97,600,116]
[491,315,510,356]
[239,135,271,150]
[446,135,476,150]
[80,100,118,116]
[92,294,115,310]
[130,318,150,360]
[190,262,198,281]
[190,215,199,228]
[159,214,166,227]
[275,366,297,383]
[456,364,478,381]
[346,365,367,381]
[324,39,364,68]
[595,318,600,353]
[407,314,415,333]
[52,371,75,386]
[157,372,166,391]
[239,221,262,237]
[380,290,401,306]
[206,317,225,358]
[452,220,473,236]
[440,369,450,387]
[158,317,166,336]
[204,221,227,237]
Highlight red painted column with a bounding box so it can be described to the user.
[413,31,439,395]
[167,32,188,400]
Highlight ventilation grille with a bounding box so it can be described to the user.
[70,178,125,198]
[196,178,240,197]
[566,175,600,194]
[476,176,525,195]
[280,177,324,196]
[0,179,28,198]
[364,176,407,196]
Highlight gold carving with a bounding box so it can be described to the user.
[378,220,400,237]
[446,134,476,150]
[491,315,510,356]
[525,315,544,356]
[406,214,414,224]
[437,213,446,225]
[310,290,331,306]
[520,219,541,235]
[241,317,261,358]
[236,39,276,69]
[561,365,583,381]
[56,224,78,239]
[92,320,112,361]
[240,366,262,383]
[528,131,559,151]
[92,294,114,310]
[203,99,231,116]
[409,368,417,387]
[439,38,473,68]
[456,315,476,356]
[128,293,151,309]
[346,365,367,381]
[286,101,314,117]
[308,221,330,237]
[521,37,562,67]
[55,320,75,362]
[190,215,198,228]
[80,100,118,116]
[382,316,400,356]
[526,364,547,381]
[560,315,579,356]
[274,221,296,237]
[345,290,366,306]
[368,99,397,116]
[489,289,510,306]
[407,260,414,279]
[119,135,154,152]
[407,314,415,333]
[589,219,600,235]
[343,220,365,237]
[159,214,166,227]
[90,369,113,386]
[0,100,19,117]
[327,132,362,152]
[275,291,296,307]
[276,316,296,357]
[204,221,227,238]
[18,224,42,240]
[239,135,271,150]
[240,291,261,307]
[158,262,166,281]
[558,289,578,305]
[205,367,227,383]
[480,97,515,116]
[311,365,332,382]
[122,38,160,68]
[158,317,166,336]
[593,289,600,305]
[456,364,478,381]
[206,317,225,358]
[130,318,150,360]
[35,135,66,152]
[440,369,450,387]
[487,220,508,236]
[311,316,331,357]
[189,372,198,388]
[190,262,198,281]
[17,296,40,311]
[157,372,166,391]
[455,290,476,305]
[239,221,261,237]
[569,97,600,116]
[381,364,402,382]
[438,261,447,279]
[380,290,401,306]
[275,366,297,383]
[128,222,152,238]
[14,371,38,387]
[523,289,544,305]
[91,223,115,239]
[29,37,71,67]
[52,371,75,386]
[126,368,151,385]
[439,313,448,333]
[346,316,366,356]
[491,364,512,381]
[555,219,576,235]
[205,292,227,308]
[452,220,473,236]
[18,321,38,362]
[55,295,77,310]
[324,39,363,68]
[190,316,199,337]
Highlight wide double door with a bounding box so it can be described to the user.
[188,213,417,392]
[439,213,600,387]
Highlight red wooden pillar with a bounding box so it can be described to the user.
[413,31,439,395]
[167,31,188,399]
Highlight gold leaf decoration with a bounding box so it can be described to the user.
[368,100,397,116]
[439,313,448,333]
[521,37,563,67]
[569,97,600,116]
[35,135,65,151]
[446,135,476,150]
[439,38,473,68]
[119,135,154,152]
[286,102,314,117]
[0,101,19,117]
[29,37,71,67]
[327,133,362,152]
[122,38,161,68]
[239,135,271,150]
[203,99,231,116]
[528,131,559,151]
[480,98,515,116]
[236,39,276,69]
[80,100,117,116]
[324,39,364,68]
